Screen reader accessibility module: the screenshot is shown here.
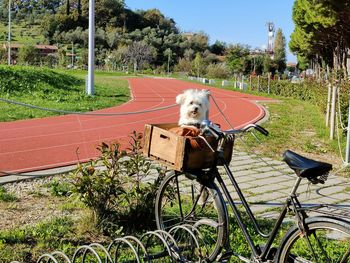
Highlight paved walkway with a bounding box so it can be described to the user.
[224,150,350,218]
[0,78,270,174]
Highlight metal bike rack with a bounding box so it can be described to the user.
[11,224,211,263]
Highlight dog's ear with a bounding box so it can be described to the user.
[176,93,185,104]
[202,89,211,99]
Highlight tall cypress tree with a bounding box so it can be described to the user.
[274,28,286,73]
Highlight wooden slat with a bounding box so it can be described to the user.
[142,124,153,157]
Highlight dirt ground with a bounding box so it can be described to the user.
[0,176,82,231]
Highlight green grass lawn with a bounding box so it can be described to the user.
[182,77,347,172]
[0,66,130,121]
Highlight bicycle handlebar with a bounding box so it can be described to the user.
[200,120,269,138]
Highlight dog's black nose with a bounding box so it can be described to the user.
[193,107,198,112]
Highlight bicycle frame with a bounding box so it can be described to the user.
[206,151,307,262]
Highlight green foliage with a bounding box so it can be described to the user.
[206,63,230,79]
[225,44,250,74]
[17,45,39,66]
[0,216,75,262]
[193,52,206,77]
[273,28,287,74]
[47,179,73,197]
[0,186,18,202]
[290,0,350,70]
[71,132,166,235]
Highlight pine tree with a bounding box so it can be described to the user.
[273,28,286,74]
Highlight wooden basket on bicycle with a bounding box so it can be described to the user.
[143,123,233,172]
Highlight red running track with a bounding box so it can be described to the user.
[0,78,271,174]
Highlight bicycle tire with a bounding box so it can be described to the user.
[277,216,350,263]
[155,171,228,262]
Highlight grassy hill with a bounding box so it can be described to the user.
[0,20,45,45]
[0,66,130,121]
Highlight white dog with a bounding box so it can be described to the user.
[175,89,210,127]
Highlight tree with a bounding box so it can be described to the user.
[163,48,172,74]
[17,45,39,65]
[124,41,155,72]
[273,28,286,74]
[290,0,350,73]
[225,44,250,74]
[193,52,205,77]
[210,40,226,55]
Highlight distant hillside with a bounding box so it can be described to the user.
[0,20,45,45]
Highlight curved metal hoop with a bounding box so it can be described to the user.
[169,224,203,261]
[9,228,213,263]
[107,237,141,263]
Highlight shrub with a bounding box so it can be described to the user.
[48,179,72,197]
[249,76,349,128]
[0,186,18,202]
[71,132,166,235]
[206,63,230,79]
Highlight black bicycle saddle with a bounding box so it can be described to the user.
[282,150,332,181]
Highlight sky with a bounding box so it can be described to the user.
[124,0,297,63]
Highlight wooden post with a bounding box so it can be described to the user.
[241,75,244,90]
[325,82,332,127]
[257,75,260,92]
[345,97,350,164]
[249,75,252,91]
[330,84,337,140]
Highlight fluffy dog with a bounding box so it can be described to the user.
[169,89,210,150]
[175,89,210,127]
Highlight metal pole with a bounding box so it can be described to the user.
[8,0,11,65]
[345,97,350,164]
[330,84,337,140]
[87,0,95,95]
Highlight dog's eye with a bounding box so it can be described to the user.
[189,101,193,105]
[199,103,202,107]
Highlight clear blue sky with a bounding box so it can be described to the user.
[125,0,297,63]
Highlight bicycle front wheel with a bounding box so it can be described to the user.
[278,216,350,263]
[155,171,228,262]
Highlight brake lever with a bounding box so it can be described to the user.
[254,125,269,136]
[200,120,221,139]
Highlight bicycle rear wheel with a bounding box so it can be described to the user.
[277,216,350,263]
[155,171,228,262]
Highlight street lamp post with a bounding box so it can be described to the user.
[87,0,95,95]
[8,0,11,65]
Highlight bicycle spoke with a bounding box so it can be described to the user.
[155,172,227,262]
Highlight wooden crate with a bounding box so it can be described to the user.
[143,123,233,172]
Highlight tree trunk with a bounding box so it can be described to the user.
[66,0,70,15]
[77,0,82,17]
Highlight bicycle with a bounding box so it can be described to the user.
[154,120,350,262]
